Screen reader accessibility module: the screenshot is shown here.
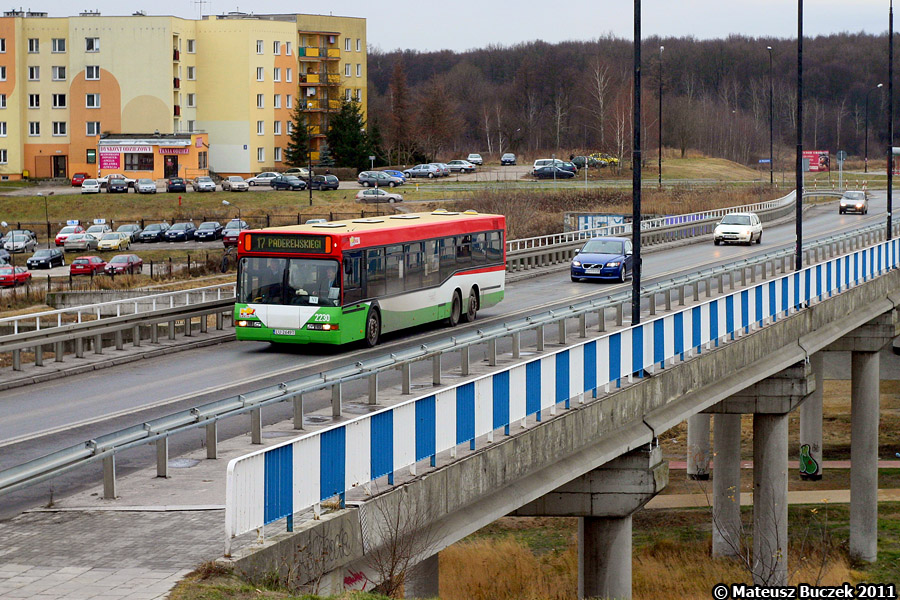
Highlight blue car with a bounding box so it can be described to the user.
[382,169,407,182]
[570,237,633,283]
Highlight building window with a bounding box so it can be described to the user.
[286,121,293,134]
[356,64,361,77]
[274,147,282,162]
[256,39,263,54]
[274,67,281,82]
[86,65,99,80]
[187,120,195,132]
[286,95,292,109]
[345,37,351,51]
[256,67,264,81]
[357,38,361,52]
[85,37,99,52]
[86,121,100,136]
[286,67,292,83]
[52,66,66,80]
[186,93,195,108]
[198,150,208,169]
[273,41,281,55]
[0,95,5,109]
[356,88,362,101]
[187,66,195,80]
[86,93,100,108]
[273,94,281,109]
[0,122,5,136]
[52,94,67,108]
[86,149,96,163]
[257,121,264,135]
[0,38,5,53]
[0,66,5,81]
[28,122,40,136]
[124,153,154,170]
[28,94,40,108]
[28,38,39,53]
[345,63,351,77]
[187,39,195,53]
[256,94,264,109]
[52,121,67,136]
[274,121,281,135]
[345,88,352,101]
[52,38,66,53]
[28,66,39,81]
[257,147,265,162]
[0,149,6,164]
[285,42,292,55]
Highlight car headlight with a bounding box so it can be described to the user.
[856,204,864,208]
[840,202,847,206]
[572,260,582,267]
[606,261,621,267]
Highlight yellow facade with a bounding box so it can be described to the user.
[0,10,366,180]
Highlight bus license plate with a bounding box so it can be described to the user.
[273,329,295,335]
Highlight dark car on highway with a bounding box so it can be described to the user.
[27,248,65,269]
[139,222,170,242]
[166,177,187,193]
[107,178,129,193]
[533,165,576,179]
[194,221,224,241]
[309,174,340,190]
[164,222,197,241]
[271,175,307,191]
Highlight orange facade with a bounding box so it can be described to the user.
[94,134,209,181]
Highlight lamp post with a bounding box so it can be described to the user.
[632,0,642,325]
[795,0,804,271]
[222,199,240,221]
[658,44,664,188]
[767,46,774,186]
[888,0,894,241]
[38,192,49,248]
[865,84,883,174]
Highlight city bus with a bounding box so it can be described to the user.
[234,210,506,346]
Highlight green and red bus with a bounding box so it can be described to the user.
[234,210,506,346]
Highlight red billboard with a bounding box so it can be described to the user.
[802,150,830,172]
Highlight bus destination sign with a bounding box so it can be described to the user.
[249,234,328,254]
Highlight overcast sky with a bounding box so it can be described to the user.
[32,0,893,52]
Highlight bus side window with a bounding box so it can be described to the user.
[472,233,486,264]
[366,248,385,298]
[487,231,503,263]
[385,244,403,294]
[457,234,472,265]
[440,237,456,281]
[405,242,424,291]
[423,240,438,288]
[343,251,363,305]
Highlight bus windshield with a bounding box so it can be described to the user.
[239,257,341,307]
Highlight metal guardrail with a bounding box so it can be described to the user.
[2,215,896,502]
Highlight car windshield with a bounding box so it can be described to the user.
[720,215,751,225]
[101,233,120,240]
[239,257,341,307]
[228,177,244,182]
[83,180,97,185]
[59,226,77,234]
[581,239,624,255]
[199,222,218,229]
[198,177,212,183]
[843,192,865,200]
[33,250,52,258]
[118,225,137,232]
[138,179,153,184]
[0,266,13,273]
[110,256,129,263]
[73,258,90,264]
[171,224,189,231]
[145,225,162,232]
[10,235,28,242]
[67,234,84,241]
[87,226,105,232]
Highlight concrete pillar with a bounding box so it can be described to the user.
[687,414,711,480]
[850,350,879,563]
[712,414,742,558]
[799,352,824,480]
[752,413,788,586]
[579,515,632,600]
[404,553,439,599]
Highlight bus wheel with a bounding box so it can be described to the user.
[461,288,478,322]
[365,309,381,347]
[448,291,462,327]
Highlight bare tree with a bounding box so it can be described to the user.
[482,105,493,155]
[553,89,569,150]
[587,58,611,147]
[388,61,413,164]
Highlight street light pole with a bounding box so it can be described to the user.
[865,84,883,174]
[768,46,774,186]
[632,0,642,325]
[888,0,894,241]
[658,45,663,189]
[308,126,313,207]
[795,0,803,271]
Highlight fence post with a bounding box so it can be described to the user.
[251,407,262,444]
[332,383,342,416]
[460,346,470,376]
[206,420,218,458]
[511,331,521,358]
[293,394,305,429]
[156,438,169,478]
[103,454,117,499]
[432,355,441,385]
[401,363,411,394]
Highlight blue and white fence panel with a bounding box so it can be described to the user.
[225,234,898,553]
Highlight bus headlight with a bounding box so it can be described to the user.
[236,320,263,328]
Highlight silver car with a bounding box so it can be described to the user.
[193,176,217,192]
[246,172,281,186]
[63,233,100,252]
[839,191,868,215]
[222,176,249,192]
[4,234,37,253]
[135,178,157,194]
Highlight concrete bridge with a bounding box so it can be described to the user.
[223,234,900,597]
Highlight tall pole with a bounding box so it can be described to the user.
[308,126,313,207]
[865,84,883,174]
[632,0,642,325]
[888,0,894,241]
[768,46,774,186]
[658,45,663,189]
[795,0,803,271]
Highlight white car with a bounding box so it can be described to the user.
[246,171,281,186]
[4,234,37,253]
[86,224,112,238]
[222,176,249,192]
[97,173,135,188]
[193,176,217,192]
[135,178,157,194]
[839,191,868,215]
[81,179,101,194]
[446,160,477,173]
[356,188,403,203]
[466,153,484,165]
[713,212,763,246]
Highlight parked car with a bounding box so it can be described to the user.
[97,232,131,251]
[107,178,129,193]
[402,164,442,179]
[271,175,307,191]
[358,171,403,187]
[382,169,407,182]
[194,221,224,241]
[69,255,106,276]
[839,191,868,214]
[222,219,249,247]
[55,225,85,246]
[97,173,135,188]
[139,222,170,243]
[247,171,281,186]
[446,160,477,173]
[532,158,564,173]
[500,153,517,166]
[116,224,142,242]
[4,233,37,253]
[71,172,89,186]
[309,174,340,190]
[135,178,157,194]
[105,254,143,275]
[559,161,578,174]
[1,229,36,245]
[0,249,9,264]
[429,163,451,177]
[284,167,310,179]
[164,222,197,241]
[467,153,484,165]
[81,179,101,194]
[570,237,634,283]
[533,165,575,179]
[166,177,187,193]
[221,176,249,192]
[63,233,100,252]
[193,176,217,192]
[356,188,403,204]
[85,224,112,238]
[713,212,763,246]
[0,265,31,286]
[27,248,65,269]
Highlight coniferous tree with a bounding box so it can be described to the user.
[325,100,371,170]
[284,92,311,168]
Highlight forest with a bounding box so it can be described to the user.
[364,32,895,167]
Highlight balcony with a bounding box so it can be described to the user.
[173,49,180,61]
[174,105,181,116]
[300,72,342,86]
[302,99,343,112]
[298,47,340,61]
[173,77,180,89]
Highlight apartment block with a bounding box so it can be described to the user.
[0,9,366,180]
